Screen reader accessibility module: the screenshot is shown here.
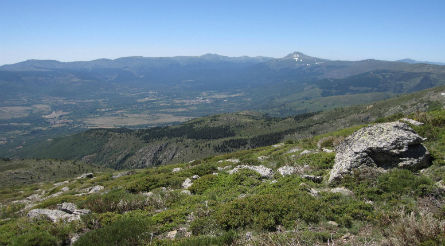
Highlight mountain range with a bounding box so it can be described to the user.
[1,52,445,156]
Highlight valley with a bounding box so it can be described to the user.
[1,52,445,156]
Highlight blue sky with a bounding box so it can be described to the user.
[0,0,444,65]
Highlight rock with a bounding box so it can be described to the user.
[47,191,64,199]
[57,202,91,215]
[58,202,77,213]
[400,118,424,126]
[287,147,301,153]
[322,148,334,153]
[212,172,218,175]
[310,188,319,197]
[61,187,70,192]
[436,180,445,190]
[300,150,313,155]
[166,230,177,239]
[54,180,69,187]
[77,173,94,179]
[217,165,231,171]
[181,190,191,195]
[28,209,79,222]
[327,221,339,227]
[88,185,104,193]
[245,231,253,240]
[257,156,268,161]
[329,122,431,183]
[228,165,274,178]
[277,166,299,176]
[330,187,353,196]
[26,194,42,202]
[226,158,240,163]
[218,159,240,163]
[141,191,154,197]
[112,171,130,179]
[192,175,200,179]
[301,174,323,183]
[182,178,193,189]
[272,143,284,148]
[70,234,80,245]
[172,167,182,173]
[276,225,285,232]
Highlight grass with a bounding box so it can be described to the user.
[0,108,444,245]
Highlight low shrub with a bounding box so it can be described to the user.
[74,216,153,246]
[80,189,147,213]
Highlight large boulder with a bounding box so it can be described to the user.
[329,122,430,183]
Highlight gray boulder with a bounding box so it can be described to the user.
[329,122,430,183]
[28,209,78,222]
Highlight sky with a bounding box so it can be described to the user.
[0,0,444,65]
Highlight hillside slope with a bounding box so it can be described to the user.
[1,108,444,245]
[2,52,445,154]
[11,85,445,169]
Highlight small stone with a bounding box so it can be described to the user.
[400,118,424,126]
[228,165,274,178]
[70,234,80,245]
[181,190,191,195]
[257,156,268,161]
[330,187,353,196]
[61,187,70,192]
[322,148,334,153]
[245,231,253,240]
[217,165,231,171]
[287,147,301,153]
[54,180,69,187]
[192,175,200,179]
[88,185,104,193]
[172,167,182,173]
[77,173,94,179]
[300,150,313,155]
[182,178,193,189]
[327,221,339,227]
[141,191,154,197]
[272,143,284,148]
[278,166,298,176]
[166,230,177,239]
[301,174,323,183]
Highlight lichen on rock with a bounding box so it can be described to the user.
[329,122,431,183]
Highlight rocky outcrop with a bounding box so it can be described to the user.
[28,203,90,222]
[228,165,274,178]
[329,122,431,183]
[277,166,299,176]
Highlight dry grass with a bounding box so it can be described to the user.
[381,210,445,246]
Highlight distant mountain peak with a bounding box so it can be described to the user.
[282,51,327,65]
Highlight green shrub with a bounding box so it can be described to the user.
[189,174,218,194]
[0,218,72,246]
[74,216,153,246]
[10,230,58,246]
[80,189,147,213]
[297,152,335,170]
[0,203,24,219]
[216,193,322,231]
[126,173,183,193]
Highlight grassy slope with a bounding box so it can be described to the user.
[0,108,444,245]
[0,159,109,187]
